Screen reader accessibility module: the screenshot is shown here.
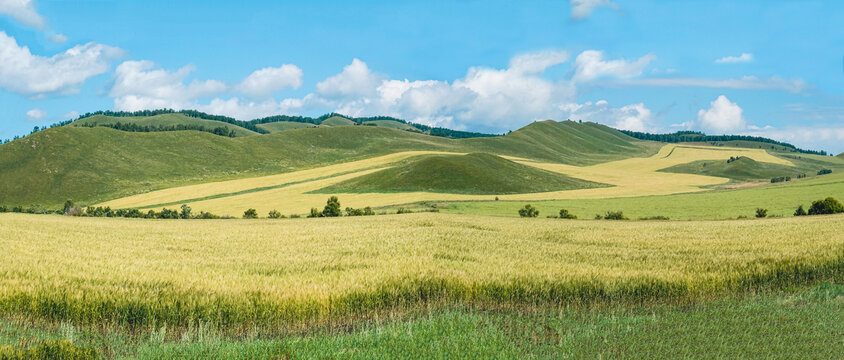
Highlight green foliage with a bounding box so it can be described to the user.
[770,176,791,183]
[0,340,97,360]
[321,196,342,217]
[817,168,832,175]
[396,208,413,214]
[662,156,826,182]
[639,216,670,220]
[344,206,375,216]
[518,204,539,218]
[242,208,258,219]
[807,197,844,215]
[619,129,827,155]
[794,205,807,216]
[308,208,322,218]
[755,208,768,218]
[180,204,192,219]
[159,208,180,219]
[558,209,577,219]
[602,211,628,220]
[317,153,608,195]
[268,210,282,219]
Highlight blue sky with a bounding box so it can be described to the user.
[1,0,842,153]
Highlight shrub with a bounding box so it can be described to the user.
[518,204,539,218]
[396,208,413,214]
[363,206,375,216]
[755,208,768,218]
[180,204,192,219]
[603,211,628,220]
[807,197,844,215]
[345,207,365,216]
[268,210,282,219]
[63,200,75,214]
[195,211,220,219]
[794,205,807,216]
[817,168,832,176]
[289,214,301,219]
[159,208,180,219]
[308,208,322,218]
[558,209,577,219]
[770,176,790,183]
[242,208,258,219]
[640,216,670,220]
[322,196,342,217]
[0,205,7,212]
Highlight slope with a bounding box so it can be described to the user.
[320,115,357,126]
[315,153,608,195]
[70,113,259,137]
[257,121,319,133]
[661,153,844,182]
[362,120,422,132]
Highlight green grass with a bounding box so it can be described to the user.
[439,170,844,219]
[362,120,421,132]
[320,115,357,126]
[255,121,318,132]
[660,155,833,182]
[315,153,608,195]
[0,121,657,207]
[1,282,839,359]
[70,114,259,137]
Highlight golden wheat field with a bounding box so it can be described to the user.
[1,212,841,328]
[98,144,793,216]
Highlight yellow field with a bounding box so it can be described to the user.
[98,144,793,216]
[1,212,841,327]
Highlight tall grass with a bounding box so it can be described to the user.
[0,213,841,330]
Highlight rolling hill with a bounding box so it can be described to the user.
[69,113,261,137]
[660,156,809,182]
[256,121,319,132]
[0,120,658,207]
[315,153,608,195]
[362,119,422,132]
[320,115,357,126]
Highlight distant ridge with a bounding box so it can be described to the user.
[619,130,827,156]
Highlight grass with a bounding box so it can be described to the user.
[315,153,608,195]
[0,282,840,359]
[320,116,357,126]
[255,121,318,132]
[70,113,259,137]
[0,212,841,330]
[362,120,421,132]
[661,153,841,182]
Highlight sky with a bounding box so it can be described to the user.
[0,0,842,153]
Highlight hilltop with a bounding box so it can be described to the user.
[70,113,260,137]
[659,155,837,182]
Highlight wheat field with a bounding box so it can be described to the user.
[1,212,840,329]
[98,144,794,216]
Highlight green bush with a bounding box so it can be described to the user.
[558,209,577,219]
[396,208,413,214]
[518,204,539,218]
[159,208,180,219]
[345,207,365,216]
[794,205,807,216]
[242,208,258,219]
[180,204,192,219]
[602,211,628,220]
[322,196,342,217]
[308,208,322,218]
[817,168,832,176]
[808,197,844,215]
[363,206,375,216]
[755,208,768,218]
[268,210,282,219]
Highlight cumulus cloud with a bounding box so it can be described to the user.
[110,60,226,111]
[744,126,844,154]
[25,108,45,121]
[559,100,653,132]
[715,53,753,64]
[570,0,618,20]
[0,31,123,96]
[694,95,746,133]
[47,33,67,44]
[572,50,655,82]
[236,64,303,99]
[316,58,383,99]
[197,94,329,121]
[0,0,45,29]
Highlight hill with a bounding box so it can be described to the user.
[70,113,260,137]
[660,153,843,182]
[838,152,843,158]
[256,121,318,133]
[315,153,608,195]
[0,120,656,207]
[320,115,357,126]
[362,119,422,132]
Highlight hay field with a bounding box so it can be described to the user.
[98,144,794,216]
[1,212,841,328]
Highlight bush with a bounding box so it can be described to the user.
[603,211,628,220]
[594,214,604,220]
[518,204,539,218]
[558,209,577,219]
[817,168,832,175]
[0,205,6,212]
[808,197,844,215]
[345,207,365,216]
[396,208,413,214]
[195,211,220,219]
[159,208,180,219]
[755,208,768,218]
[363,206,375,216]
[308,208,322,218]
[794,205,807,216]
[322,196,342,217]
[639,216,670,220]
[242,208,258,219]
[289,214,301,219]
[770,176,791,183]
[180,204,192,219]
[268,210,282,219]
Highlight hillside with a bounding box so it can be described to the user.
[256,121,318,133]
[362,119,422,132]
[315,153,607,195]
[0,120,656,207]
[71,113,259,137]
[320,115,357,126]
[661,154,844,182]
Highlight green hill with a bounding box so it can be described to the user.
[315,153,608,195]
[660,155,842,182]
[320,116,357,126]
[70,113,259,137]
[838,152,843,159]
[362,120,421,132]
[0,120,657,207]
[257,121,319,133]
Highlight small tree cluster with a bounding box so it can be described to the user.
[807,197,844,215]
[755,208,768,218]
[770,176,791,183]
[596,211,628,220]
[817,169,832,176]
[268,210,283,219]
[345,207,375,216]
[243,208,258,219]
[518,204,539,218]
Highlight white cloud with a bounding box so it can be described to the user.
[236,64,303,99]
[616,76,808,93]
[62,110,79,120]
[0,0,45,29]
[316,58,383,99]
[744,126,844,154]
[715,53,753,64]
[110,60,226,111]
[197,94,329,120]
[695,95,746,133]
[25,108,45,121]
[558,100,653,132]
[570,0,618,20]
[572,50,655,82]
[508,50,570,74]
[47,33,67,44]
[0,31,123,96]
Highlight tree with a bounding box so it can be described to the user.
[180,204,192,219]
[308,208,322,218]
[322,196,342,217]
[603,211,628,220]
[243,208,258,219]
[755,208,768,218]
[268,210,282,219]
[518,204,539,218]
[558,209,577,219]
[63,200,74,214]
[794,205,807,216]
[807,197,844,215]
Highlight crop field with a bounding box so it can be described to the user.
[1,212,842,331]
[96,144,814,217]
